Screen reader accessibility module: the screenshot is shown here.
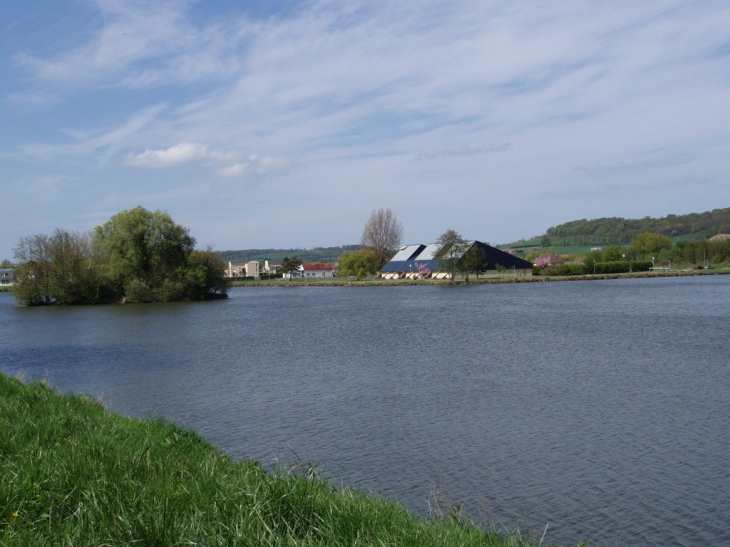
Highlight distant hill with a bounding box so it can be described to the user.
[525,208,730,247]
[219,245,359,264]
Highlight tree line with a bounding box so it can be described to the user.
[11,207,229,306]
[544,208,730,245]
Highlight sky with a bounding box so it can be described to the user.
[1,0,729,259]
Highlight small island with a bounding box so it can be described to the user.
[10,207,229,306]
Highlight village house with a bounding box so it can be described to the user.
[299,263,334,278]
[0,268,15,286]
[226,261,260,278]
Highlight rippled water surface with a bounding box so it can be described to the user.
[1,276,729,546]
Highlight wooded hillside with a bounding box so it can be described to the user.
[544,208,730,245]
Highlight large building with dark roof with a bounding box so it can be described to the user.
[379,241,532,279]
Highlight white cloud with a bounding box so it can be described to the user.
[218,162,248,177]
[217,155,292,177]
[126,141,210,167]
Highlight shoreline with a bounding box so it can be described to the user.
[230,268,729,287]
[1,372,555,547]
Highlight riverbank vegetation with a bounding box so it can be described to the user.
[10,207,229,306]
[1,373,558,547]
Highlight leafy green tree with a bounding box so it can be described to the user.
[337,249,378,279]
[582,249,604,270]
[281,256,303,278]
[46,228,109,305]
[93,207,195,301]
[11,233,53,305]
[186,246,230,298]
[459,244,487,281]
[434,229,469,281]
[602,246,623,262]
[11,229,106,305]
[631,232,671,258]
[360,208,404,269]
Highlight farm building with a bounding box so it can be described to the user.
[379,241,533,279]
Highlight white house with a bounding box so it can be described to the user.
[299,263,334,278]
[0,268,15,286]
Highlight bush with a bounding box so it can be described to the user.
[123,278,154,303]
[594,261,630,274]
[630,261,652,272]
[542,263,589,276]
[569,263,589,275]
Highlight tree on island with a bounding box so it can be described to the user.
[11,207,229,306]
[360,208,404,269]
[12,228,106,305]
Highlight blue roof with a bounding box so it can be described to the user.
[380,241,533,273]
[379,244,438,273]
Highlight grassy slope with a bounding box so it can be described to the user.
[0,374,552,547]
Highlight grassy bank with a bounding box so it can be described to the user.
[1,373,561,547]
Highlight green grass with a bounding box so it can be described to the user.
[0,373,565,547]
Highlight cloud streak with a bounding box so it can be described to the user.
[416,144,511,160]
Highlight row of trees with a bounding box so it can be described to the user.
[545,208,730,244]
[11,207,229,306]
[539,230,730,274]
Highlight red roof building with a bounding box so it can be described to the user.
[299,263,335,278]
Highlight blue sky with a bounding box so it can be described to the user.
[2,0,729,259]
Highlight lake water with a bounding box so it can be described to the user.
[1,276,729,546]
